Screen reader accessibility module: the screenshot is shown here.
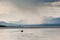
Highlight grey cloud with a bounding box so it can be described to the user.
[0,0,59,7]
[5,0,54,7]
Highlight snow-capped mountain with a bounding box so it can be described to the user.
[43,17,60,24]
[0,21,23,27]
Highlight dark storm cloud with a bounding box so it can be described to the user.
[0,0,60,7]
[44,0,59,2]
[0,0,59,7]
[9,0,59,7]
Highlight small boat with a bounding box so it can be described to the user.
[21,30,23,32]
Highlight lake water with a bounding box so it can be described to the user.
[0,28,60,40]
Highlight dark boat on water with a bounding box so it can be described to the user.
[21,30,23,32]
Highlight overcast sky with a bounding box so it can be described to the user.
[0,0,60,24]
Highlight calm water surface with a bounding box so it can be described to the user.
[0,28,60,40]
